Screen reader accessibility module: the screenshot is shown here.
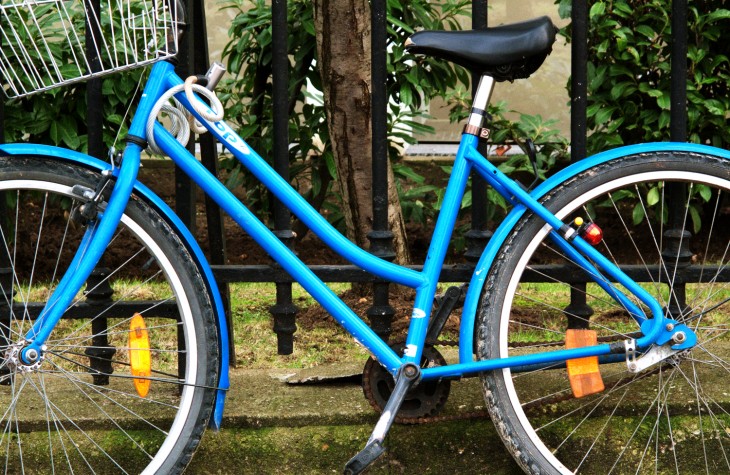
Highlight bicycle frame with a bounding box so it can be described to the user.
[20,60,690,386]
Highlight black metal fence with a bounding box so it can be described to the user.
[195,0,694,356]
[0,0,696,359]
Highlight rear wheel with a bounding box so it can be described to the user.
[0,156,218,474]
[479,152,730,474]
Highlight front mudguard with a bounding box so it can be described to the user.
[459,142,730,363]
[0,143,230,429]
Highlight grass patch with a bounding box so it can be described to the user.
[18,278,730,370]
[228,282,370,369]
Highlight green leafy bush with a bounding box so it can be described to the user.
[1,2,157,152]
[556,0,730,231]
[3,71,142,152]
[556,0,730,152]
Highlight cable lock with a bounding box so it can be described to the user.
[145,75,225,155]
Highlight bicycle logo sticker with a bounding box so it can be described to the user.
[205,112,252,156]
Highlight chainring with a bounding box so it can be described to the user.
[362,343,451,424]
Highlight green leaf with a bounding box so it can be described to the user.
[704,99,725,116]
[697,184,712,202]
[323,152,337,179]
[393,164,425,183]
[658,111,671,130]
[705,9,730,23]
[594,106,616,126]
[646,186,660,206]
[461,189,472,209]
[557,0,572,19]
[49,122,61,146]
[399,84,413,106]
[689,205,702,234]
[635,25,655,39]
[610,82,635,100]
[657,92,671,110]
[632,203,646,225]
[590,2,606,19]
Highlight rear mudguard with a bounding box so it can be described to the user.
[0,143,230,429]
[460,142,730,363]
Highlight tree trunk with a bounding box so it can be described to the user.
[313,0,410,264]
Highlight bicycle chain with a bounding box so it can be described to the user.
[363,333,650,425]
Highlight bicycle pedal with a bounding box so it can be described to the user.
[343,440,386,475]
[565,329,605,398]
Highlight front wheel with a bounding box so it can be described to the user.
[479,151,730,474]
[0,156,219,474]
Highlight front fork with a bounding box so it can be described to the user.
[17,144,142,365]
[13,60,178,365]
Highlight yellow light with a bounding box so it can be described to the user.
[129,313,151,398]
[573,217,584,227]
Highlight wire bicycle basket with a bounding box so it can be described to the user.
[0,0,180,98]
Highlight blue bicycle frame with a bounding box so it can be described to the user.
[19,60,695,402]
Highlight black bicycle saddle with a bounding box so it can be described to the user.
[404,16,558,82]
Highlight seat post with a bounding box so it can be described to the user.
[465,74,495,136]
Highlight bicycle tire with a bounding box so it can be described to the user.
[478,151,730,474]
[0,156,218,474]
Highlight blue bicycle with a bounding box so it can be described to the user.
[0,2,727,474]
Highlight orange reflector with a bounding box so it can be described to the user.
[565,329,604,398]
[129,313,151,398]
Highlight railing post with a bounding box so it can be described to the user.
[176,0,198,234]
[85,0,103,162]
[84,267,116,385]
[670,0,688,143]
[664,0,691,318]
[367,0,396,341]
[570,0,588,164]
[564,0,594,328]
[464,0,492,263]
[189,0,235,363]
[84,0,117,383]
[269,0,299,355]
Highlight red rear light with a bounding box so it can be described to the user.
[582,223,603,246]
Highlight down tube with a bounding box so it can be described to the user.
[153,124,405,372]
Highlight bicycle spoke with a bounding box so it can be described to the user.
[0,162,218,473]
[481,156,730,473]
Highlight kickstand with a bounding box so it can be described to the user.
[343,363,420,475]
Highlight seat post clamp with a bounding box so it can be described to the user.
[463,124,491,140]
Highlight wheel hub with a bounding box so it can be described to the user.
[3,341,44,374]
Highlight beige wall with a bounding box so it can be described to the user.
[426,1,571,141]
[204,0,571,143]
[205,3,237,63]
